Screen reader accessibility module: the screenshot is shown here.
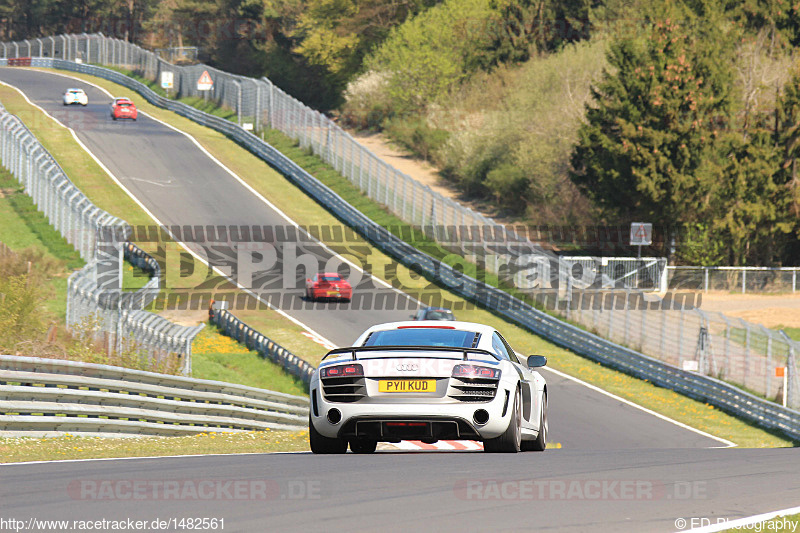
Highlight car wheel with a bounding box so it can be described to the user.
[522,393,547,452]
[349,439,377,454]
[309,416,347,454]
[112,116,117,121]
[484,387,521,453]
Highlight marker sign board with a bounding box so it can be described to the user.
[630,222,653,246]
[161,71,174,89]
[197,70,213,91]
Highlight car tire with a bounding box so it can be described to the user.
[484,387,521,453]
[522,393,547,452]
[349,439,377,454]
[112,116,117,121]
[309,416,347,454]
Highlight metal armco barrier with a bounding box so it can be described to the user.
[209,309,315,389]
[0,103,203,373]
[3,51,798,441]
[0,355,308,436]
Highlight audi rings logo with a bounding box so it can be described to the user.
[396,364,418,372]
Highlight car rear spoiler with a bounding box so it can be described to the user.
[321,345,501,362]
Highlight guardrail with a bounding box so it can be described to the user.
[0,355,308,436]
[209,309,315,388]
[11,57,800,441]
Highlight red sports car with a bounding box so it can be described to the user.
[306,273,352,302]
[110,97,138,121]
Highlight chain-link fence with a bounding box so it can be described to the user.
[668,266,800,294]
[0,103,203,374]
[563,290,799,407]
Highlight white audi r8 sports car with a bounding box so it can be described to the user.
[62,88,88,106]
[309,321,548,453]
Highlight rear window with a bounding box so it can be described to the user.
[68,90,82,94]
[424,309,455,320]
[119,103,132,107]
[364,328,476,348]
[320,275,341,281]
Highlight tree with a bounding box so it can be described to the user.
[712,132,783,265]
[485,0,594,66]
[571,3,735,254]
[775,62,800,258]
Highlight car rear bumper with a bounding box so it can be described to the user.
[309,381,514,441]
[312,289,352,299]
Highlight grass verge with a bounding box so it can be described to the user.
[191,325,307,396]
[18,68,798,448]
[0,166,83,322]
[0,431,309,463]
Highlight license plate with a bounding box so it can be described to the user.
[379,380,435,393]
[327,291,340,296]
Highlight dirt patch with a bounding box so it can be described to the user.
[157,309,208,328]
[698,292,800,329]
[0,188,17,199]
[350,130,517,225]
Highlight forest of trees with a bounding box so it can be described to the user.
[2,0,798,265]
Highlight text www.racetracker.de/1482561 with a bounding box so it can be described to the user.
[0,517,225,531]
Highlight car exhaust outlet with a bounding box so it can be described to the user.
[473,409,490,425]
[327,408,342,425]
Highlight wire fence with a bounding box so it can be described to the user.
[668,266,800,294]
[562,290,798,407]
[0,103,203,374]
[3,36,797,410]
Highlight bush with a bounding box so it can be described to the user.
[383,117,450,161]
[366,0,497,114]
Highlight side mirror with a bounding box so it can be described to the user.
[527,355,547,368]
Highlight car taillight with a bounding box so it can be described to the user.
[321,363,363,378]
[451,364,500,379]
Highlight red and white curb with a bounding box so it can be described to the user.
[379,440,484,451]
[301,331,337,351]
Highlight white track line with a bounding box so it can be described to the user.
[2,69,737,449]
[541,366,736,448]
[681,505,800,532]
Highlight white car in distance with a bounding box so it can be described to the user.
[62,88,88,106]
[309,321,549,454]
